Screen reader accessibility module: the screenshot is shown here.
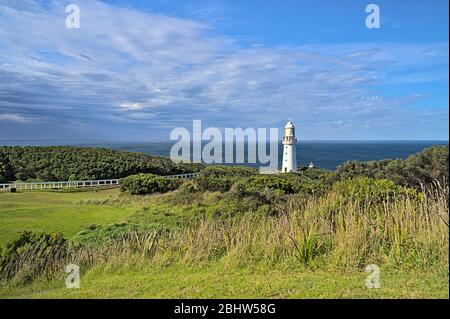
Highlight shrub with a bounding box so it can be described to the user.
[331,176,422,207]
[301,167,332,181]
[333,145,449,190]
[195,176,240,192]
[0,231,68,282]
[120,173,181,195]
[198,165,258,178]
[194,166,258,192]
[232,174,322,195]
[178,180,198,193]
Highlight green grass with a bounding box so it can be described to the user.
[0,188,220,247]
[1,188,447,299]
[0,188,228,247]
[0,188,134,246]
[1,263,447,298]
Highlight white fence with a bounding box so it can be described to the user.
[0,173,199,191]
[0,179,120,191]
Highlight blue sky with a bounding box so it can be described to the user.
[0,0,448,141]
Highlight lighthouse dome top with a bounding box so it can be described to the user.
[285,121,295,129]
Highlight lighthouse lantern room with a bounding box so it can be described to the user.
[281,120,297,173]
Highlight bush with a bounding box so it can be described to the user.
[333,146,449,190]
[232,174,323,195]
[331,177,422,207]
[198,165,258,178]
[120,173,182,195]
[0,231,68,282]
[194,166,258,192]
[195,176,240,192]
[301,167,332,181]
[178,180,198,193]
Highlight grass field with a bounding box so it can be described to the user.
[0,188,133,246]
[0,188,448,299]
[1,263,448,299]
[0,187,235,247]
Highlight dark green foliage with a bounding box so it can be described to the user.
[334,159,391,181]
[0,231,68,281]
[195,165,328,194]
[0,146,203,182]
[331,176,422,208]
[232,174,322,195]
[333,146,448,190]
[198,165,258,178]
[120,173,182,195]
[194,165,258,192]
[301,167,332,181]
[0,150,13,183]
[386,146,449,187]
[195,176,240,192]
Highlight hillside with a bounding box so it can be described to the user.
[0,146,203,182]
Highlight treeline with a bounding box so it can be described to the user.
[0,146,203,182]
[333,145,448,190]
[1,145,447,187]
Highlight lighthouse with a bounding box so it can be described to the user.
[281,120,297,173]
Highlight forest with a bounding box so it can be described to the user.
[0,146,203,182]
[1,145,447,190]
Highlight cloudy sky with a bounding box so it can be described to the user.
[0,0,448,142]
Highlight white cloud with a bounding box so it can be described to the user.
[0,0,447,140]
[119,102,144,110]
[0,113,34,123]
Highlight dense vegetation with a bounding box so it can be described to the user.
[193,165,330,194]
[1,176,447,290]
[120,173,182,195]
[333,145,448,190]
[194,165,259,192]
[0,145,448,297]
[0,146,203,182]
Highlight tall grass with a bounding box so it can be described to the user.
[2,182,448,284]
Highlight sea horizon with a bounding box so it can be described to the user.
[1,140,447,171]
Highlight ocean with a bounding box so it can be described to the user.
[100,140,448,171]
[1,140,447,171]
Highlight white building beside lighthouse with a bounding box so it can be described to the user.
[281,120,297,173]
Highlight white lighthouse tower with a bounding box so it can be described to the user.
[281,120,297,173]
